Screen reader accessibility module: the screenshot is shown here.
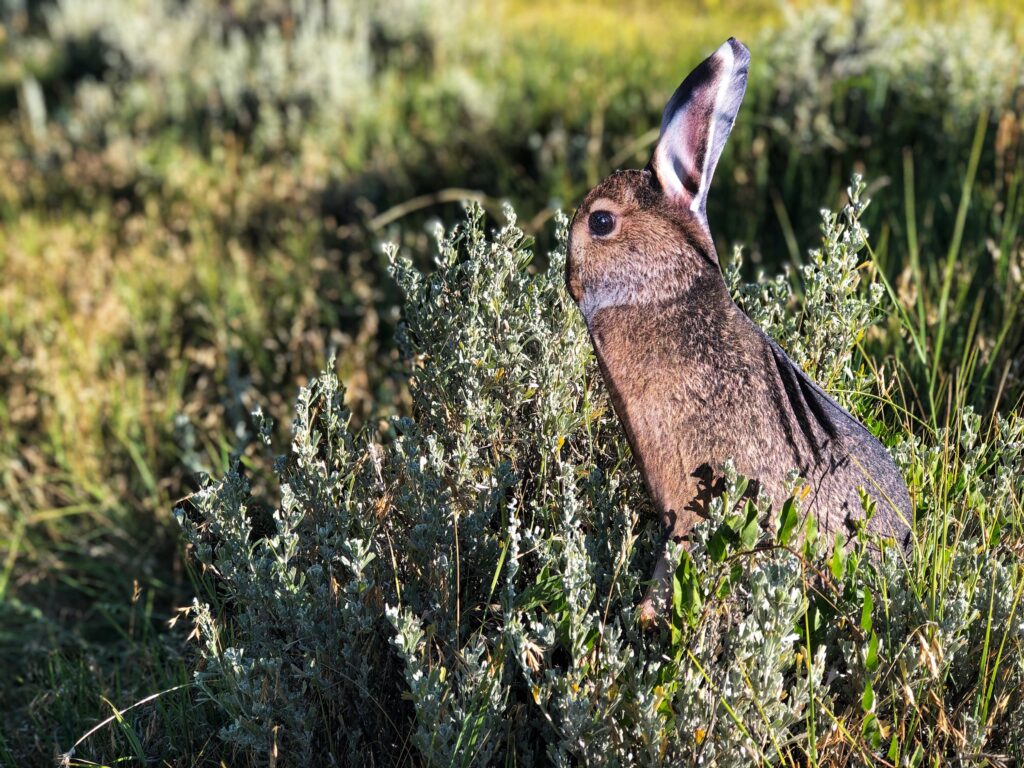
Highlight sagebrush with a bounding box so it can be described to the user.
[175,190,1024,766]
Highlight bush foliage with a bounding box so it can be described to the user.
[176,193,1024,765]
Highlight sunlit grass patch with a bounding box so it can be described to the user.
[503,0,779,60]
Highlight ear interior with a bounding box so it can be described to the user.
[651,38,749,219]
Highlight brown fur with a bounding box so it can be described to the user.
[568,168,912,618]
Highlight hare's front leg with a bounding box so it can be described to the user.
[638,480,704,629]
[638,545,678,628]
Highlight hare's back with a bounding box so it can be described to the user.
[762,337,912,544]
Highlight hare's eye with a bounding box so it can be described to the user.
[588,210,616,237]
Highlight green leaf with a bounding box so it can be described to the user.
[715,577,732,599]
[708,526,729,562]
[861,679,875,713]
[829,538,846,580]
[729,562,743,583]
[860,588,873,634]
[673,552,703,627]
[733,476,749,501]
[859,488,877,522]
[861,711,882,749]
[887,733,900,762]
[718,562,744,599]
[803,508,819,557]
[777,497,799,546]
[865,629,879,673]
[739,501,759,549]
[988,518,1002,549]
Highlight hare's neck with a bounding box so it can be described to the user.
[588,297,727,388]
[587,292,734,432]
[579,257,713,324]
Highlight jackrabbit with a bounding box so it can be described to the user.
[565,38,912,623]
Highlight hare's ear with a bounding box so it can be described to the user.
[650,38,749,220]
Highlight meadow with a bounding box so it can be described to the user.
[1,0,1023,764]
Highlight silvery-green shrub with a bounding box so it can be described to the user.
[757,0,1020,152]
[44,0,482,149]
[178,186,1024,765]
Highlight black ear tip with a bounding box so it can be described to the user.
[724,37,750,61]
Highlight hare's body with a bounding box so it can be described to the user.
[588,270,911,545]
[566,40,911,621]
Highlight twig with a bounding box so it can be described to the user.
[59,684,191,766]
[368,189,499,231]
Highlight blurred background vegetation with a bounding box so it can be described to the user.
[0,0,1021,762]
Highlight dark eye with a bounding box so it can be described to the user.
[588,210,616,237]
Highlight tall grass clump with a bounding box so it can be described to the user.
[172,187,1024,765]
[740,0,1024,422]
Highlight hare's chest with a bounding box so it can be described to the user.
[599,353,719,455]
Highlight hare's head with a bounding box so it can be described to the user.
[566,38,749,322]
